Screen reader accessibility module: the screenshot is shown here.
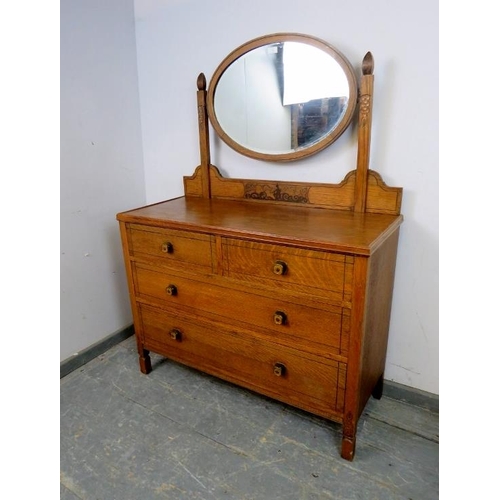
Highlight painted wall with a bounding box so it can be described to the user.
[134,0,438,394]
[60,0,145,360]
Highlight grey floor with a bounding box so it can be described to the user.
[60,336,438,500]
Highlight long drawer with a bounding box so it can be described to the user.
[223,238,353,303]
[138,303,347,420]
[134,263,348,358]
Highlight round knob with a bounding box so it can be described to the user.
[273,311,287,325]
[273,261,287,275]
[161,242,173,253]
[169,328,182,341]
[165,284,177,296]
[273,362,286,377]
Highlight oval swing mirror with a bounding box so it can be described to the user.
[207,33,358,162]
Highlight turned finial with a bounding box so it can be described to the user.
[197,73,207,91]
[362,52,374,75]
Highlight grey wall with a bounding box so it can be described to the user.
[60,0,145,361]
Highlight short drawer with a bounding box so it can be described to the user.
[223,239,353,302]
[138,303,347,419]
[127,225,212,270]
[134,264,347,357]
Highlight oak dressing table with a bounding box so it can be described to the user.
[117,33,403,460]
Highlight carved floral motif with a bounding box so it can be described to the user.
[197,105,205,125]
[244,183,310,204]
[359,95,371,124]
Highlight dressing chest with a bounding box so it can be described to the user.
[117,33,403,460]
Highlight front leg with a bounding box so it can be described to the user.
[341,410,357,461]
[138,347,152,374]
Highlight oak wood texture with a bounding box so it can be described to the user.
[117,42,403,462]
[133,262,345,360]
[118,197,402,255]
[196,73,211,198]
[117,196,402,460]
[354,52,374,213]
[205,33,358,162]
[222,238,352,303]
[138,302,347,420]
[127,225,213,270]
[184,166,402,215]
[119,221,152,374]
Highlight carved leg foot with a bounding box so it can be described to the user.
[341,436,356,461]
[372,374,384,400]
[138,348,152,374]
[341,411,356,461]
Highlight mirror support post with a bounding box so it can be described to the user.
[354,52,374,213]
[197,73,212,198]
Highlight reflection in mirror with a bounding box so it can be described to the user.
[209,36,357,161]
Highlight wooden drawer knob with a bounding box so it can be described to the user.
[273,311,287,325]
[165,284,177,296]
[273,260,288,275]
[169,328,182,341]
[273,362,286,377]
[161,242,174,253]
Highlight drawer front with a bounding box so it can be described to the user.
[134,264,346,356]
[127,225,212,270]
[138,303,346,419]
[223,239,353,302]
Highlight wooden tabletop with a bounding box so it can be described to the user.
[117,197,403,256]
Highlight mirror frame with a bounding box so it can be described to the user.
[206,33,359,162]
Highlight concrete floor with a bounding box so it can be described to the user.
[60,336,438,499]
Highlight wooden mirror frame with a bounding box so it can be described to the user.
[186,38,401,216]
[206,33,358,162]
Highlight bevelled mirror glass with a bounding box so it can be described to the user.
[207,33,358,162]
